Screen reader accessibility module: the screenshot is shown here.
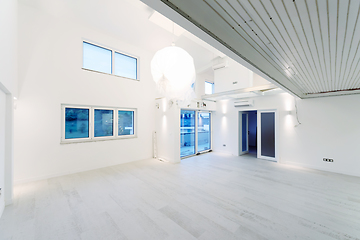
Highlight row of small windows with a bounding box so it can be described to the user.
[62,105,136,143]
[83,41,138,80]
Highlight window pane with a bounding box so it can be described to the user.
[94,109,114,137]
[65,108,89,139]
[114,52,137,79]
[83,42,112,74]
[205,82,214,94]
[180,110,196,157]
[197,112,211,152]
[118,110,134,136]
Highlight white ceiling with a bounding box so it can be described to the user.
[140,0,360,99]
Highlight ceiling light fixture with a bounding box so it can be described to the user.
[151,20,196,106]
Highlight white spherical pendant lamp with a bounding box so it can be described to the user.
[151,46,196,102]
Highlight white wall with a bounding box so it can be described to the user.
[15,4,156,183]
[214,58,252,93]
[0,0,17,95]
[0,0,17,216]
[0,91,6,216]
[196,70,214,98]
[155,99,181,163]
[213,93,360,177]
[253,73,270,87]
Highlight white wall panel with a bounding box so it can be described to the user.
[15,3,156,183]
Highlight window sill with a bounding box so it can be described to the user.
[82,68,139,81]
[60,135,137,144]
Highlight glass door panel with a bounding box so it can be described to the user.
[260,112,275,158]
[197,112,211,152]
[180,110,196,157]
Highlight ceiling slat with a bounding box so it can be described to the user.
[339,0,360,90]
[342,3,360,89]
[237,0,310,93]
[334,0,349,90]
[295,0,328,92]
[206,0,300,85]
[328,0,338,91]
[283,0,325,93]
[258,0,315,93]
[272,1,319,93]
[302,0,329,92]
[317,0,332,92]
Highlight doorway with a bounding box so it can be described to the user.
[239,110,277,161]
[239,111,257,157]
[180,110,212,158]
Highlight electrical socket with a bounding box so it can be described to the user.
[323,158,334,162]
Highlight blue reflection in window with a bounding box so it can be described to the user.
[180,110,196,157]
[118,110,134,136]
[65,108,89,139]
[197,112,211,152]
[83,42,112,74]
[94,109,114,137]
[114,52,137,79]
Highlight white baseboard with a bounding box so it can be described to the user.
[284,161,360,178]
[14,158,152,185]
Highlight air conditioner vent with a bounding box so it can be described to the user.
[234,100,253,107]
[212,61,228,71]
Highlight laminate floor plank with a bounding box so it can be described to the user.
[1,152,360,239]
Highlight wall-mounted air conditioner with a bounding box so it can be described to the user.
[234,100,254,107]
[212,61,228,71]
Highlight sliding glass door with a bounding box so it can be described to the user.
[197,112,211,152]
[180,110,196,157]
[181,110,211,158]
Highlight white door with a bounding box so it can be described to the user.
[257,110,277,161]
[238,112,249,155]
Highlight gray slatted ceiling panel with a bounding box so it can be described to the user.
[348,1,360,90]
[260,1,316,93]
[217,0,310,93]
[156,0,360,97]
[296,0,327,91]
[341,1,360,89]
[335,1,348,90]
[281,0,322,92]
[238,0,360,94]
[318,0,332,91]
[240,0,310,93]
[203,0,298,85]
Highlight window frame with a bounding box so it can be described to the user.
[61,104,137,144]
[114,51,139,80]
[61,105,92,143]
[93,107,116,139]
[117,108,136,138]
[82,40,140,81]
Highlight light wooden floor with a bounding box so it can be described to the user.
[1,153,360,240]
